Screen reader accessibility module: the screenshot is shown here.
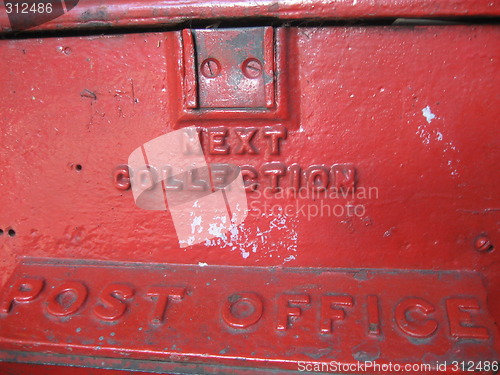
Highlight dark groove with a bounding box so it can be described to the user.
[1,16,499,40]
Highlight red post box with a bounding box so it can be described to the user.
[0,0,499,373]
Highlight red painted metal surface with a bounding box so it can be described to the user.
[0,8,499,375]
[0,259,498,372]
[1,0,500,34]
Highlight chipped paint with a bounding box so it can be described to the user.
[422,106,436,123]
[190,216,202,235]
[415,107,461,177]
[205,208,298,261]
[208,216,228,239]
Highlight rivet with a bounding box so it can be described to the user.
[242,58,263,78]
[475,235,493,252]
[200,58,220,78]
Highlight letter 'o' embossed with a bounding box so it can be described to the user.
[222,292,263,328]
[46,281,88,317]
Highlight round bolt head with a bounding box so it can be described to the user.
[200,58,221,78]
[242,58,263,79]
[475,235,493,252]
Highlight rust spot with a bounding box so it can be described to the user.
[79,7,110,23]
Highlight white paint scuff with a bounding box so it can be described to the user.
[415,105,460,177]
[422,106,436,124]
[190,216,203,235]
[204,207,298,262]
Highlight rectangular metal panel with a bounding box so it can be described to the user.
[0,259,497,372]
